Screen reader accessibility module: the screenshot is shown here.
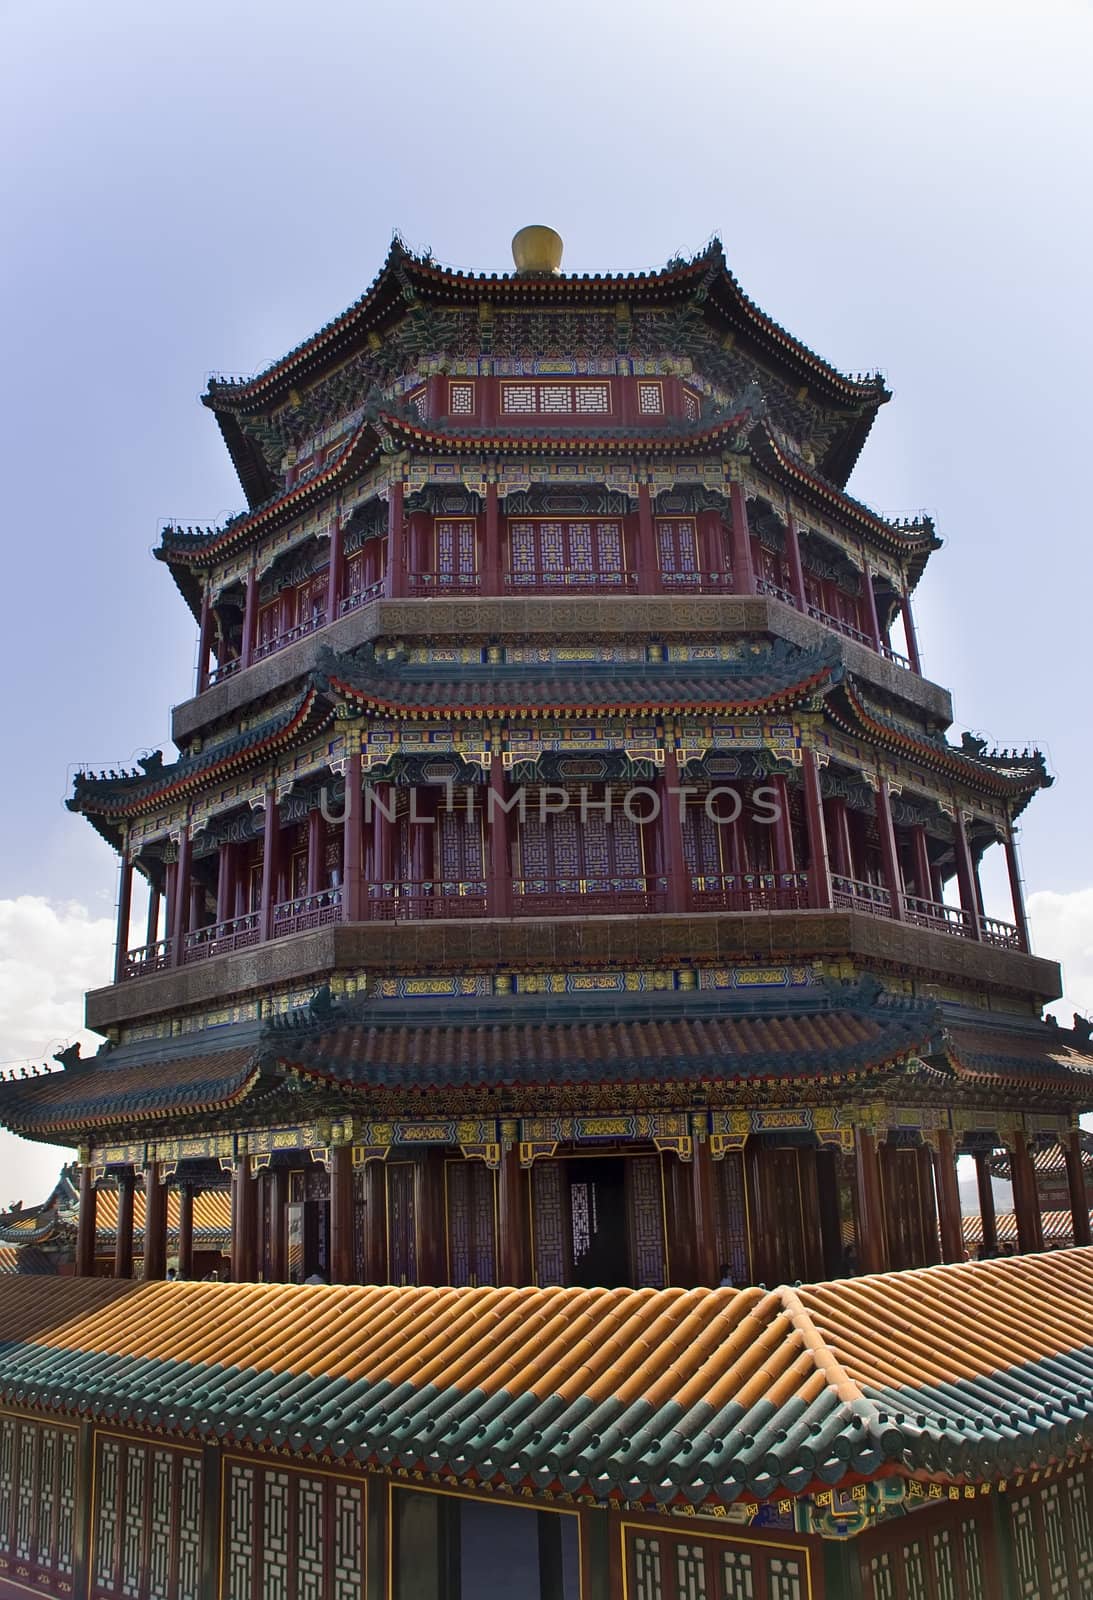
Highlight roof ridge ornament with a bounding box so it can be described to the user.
[511,226,564,278]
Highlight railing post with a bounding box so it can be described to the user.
[802,749,832,909]
[728,482,756,595]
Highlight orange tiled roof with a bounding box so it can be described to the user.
[2,1253,1093,1505]
[93,1188,232,1244]
[962,1209,1086,1248]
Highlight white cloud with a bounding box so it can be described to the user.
[1028,887,1093,1022]
[0,896,114,1210]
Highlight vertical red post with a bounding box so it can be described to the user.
[901,589,922,673]
[1004,834,1031,953]
[826,797,852,880]
[76,1161,98,1278]
[327,516,343,623]
[728,482,756,596]
[361,1160,388,1283]
[498,1124,530,1286]
[215,842,232,924]
[909,825,933,903]
[329,1144,355,1285]
[344,751,364,921]
[697,510,725,584]
[801,749,832,909]
[659,747,689,913]
[488,758,513,918]
[953,810,983,941]
[690,1118,720,1288]
[241,563,258,670]
[860,557,883,652]
[196,587,213,694]
[876,779,906,922]
[783,510,807,610]
[145,883,160,949]
[177,1184,195,1280]
[771,774,796,876]
[307,806,324,896]
[170,827,192,967]
[143,1162,167,1281]
[636,483,661,594]
[386,479,406,598]
[483,481,502,596]
[1065,1131,1091,1246]
[1011,1132,1044,1254]
[973,1151,998,1256]
[259,792,280,942]
[114,852,134,984]
[114,1170,135,1280]
[268,1168,288,1281]
[935,1130,965,1263]
[854,1129,888,1275]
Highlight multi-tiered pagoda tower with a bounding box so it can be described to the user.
[2,228,1092,1600]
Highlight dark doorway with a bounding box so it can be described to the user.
[567,1157,628,1287]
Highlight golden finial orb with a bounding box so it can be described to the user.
[511,225,564,277]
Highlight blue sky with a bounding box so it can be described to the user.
[1,0,1091,1204]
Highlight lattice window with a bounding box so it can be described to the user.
[714,1151,750,1288]
[57,1430,76,1578]
[866,1553,895,1600]
[149,1449,174,1599]
[121,1445,147,1597]
[902,1536,928,1600]
[657,518,699,579]
[178,1457,202,1600]
[1040,1482,1071,1596]
[721,1549,755,1600]
[576,384,610,412]
[683,389,700,421]
[633,1536,663,1600]
[961,1516,986,1599]
[627,1156,667,1287]
[768,1554,804,1600]
[638,382,664,415]
[449,382,474,415]
[438,799,483,885]
[532,1160,568,1285]
[35,1428,56,1573]
[502,384,537,414]
[295,1475,325,1600]
[333,1483,363,1600]
[435,519,477,580]
[227,1464,255,1600]
[1010,1496,1041,1598]
[0,1416,14,1550]
[683,799,721,879]
[931,1527,958,1600]
[540,384,571,413]
[502,381,611,415]
[447,1160,472,1286]
[95,1438,121,1592]
[15,1423,35,1560]
[675,1542,708,1599]
[1068,1471,1093,1587]
[471,1162,497,1285]
[387,1163,417,1285]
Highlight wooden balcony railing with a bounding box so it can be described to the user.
[512,877,668,916]
[689,872,809,912]
[978,914,1023,950]
[504,569,640,593]
[254,611,328,662]
[407,572,482,594]
[366,881,488,920]
[272,888,343,937]
[207,657,243,686]
[832,875,894,917]
[659,570,734,593]
[755,577,797,606]
[183,912,262,963]
[902,893,973,937]
[340,579,386,616]
[123,938,173,979]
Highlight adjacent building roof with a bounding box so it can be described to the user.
[987,1129,1093,1185]
[1,1251,1091,1504]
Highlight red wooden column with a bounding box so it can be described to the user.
[269,1167,288,1281]
[801,749,832,909]
[952,810,983,940]
[307,806,324,896]
[343,750,365,921]
[170,827,192,967]
[690,1117,720,1288]
[826,797,852,880]
[326,515,343,622]
[728,483,756,595]
[498,1122,530,1285]
[635,483,661,594]
[1064,1130,1091,1246]
[361,1159,388,1283]
[259,791,281,942]
[196,587,214,694]
[909,824,933,902]
[483,481,502,596]
[770,773,796,877]
[854,1129,888,1275]
[143,1162,168,1281]
[659,746,689,913]
[145,882,161,948]
[177,1183,195,1280]
[215,842,233,924]
[974,1151,998,1256]
[876,779,906,922]
[114,1171,136,1280]
[901,587,922,674]
[860,556,883,652]
[385,479,406,598]
[240,563,258,670]
[113,851,134,983]
[697,510,725,582]
[231,1155,257,1282]
[76,1160,98,1278]
[329,1143,355,1285]
[414,1150,447,1285]
[783,509,807,610]
[488,757,513,917]
[935,1130,965,1263]
[1010,1131,1044,1254]
[1004,832,1031,953]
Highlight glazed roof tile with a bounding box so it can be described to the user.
[0,1246,59,1276]
[0,1046,259,1139]
[93,1188,232,1243]
[963,1212,1087,1248]
[2,1253,1092,1502]
[942,1018,1093,1090]
[988,1130,1093,1183]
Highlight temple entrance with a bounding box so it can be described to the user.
[568,1157,629,1288]
[746,1140,825,1287]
